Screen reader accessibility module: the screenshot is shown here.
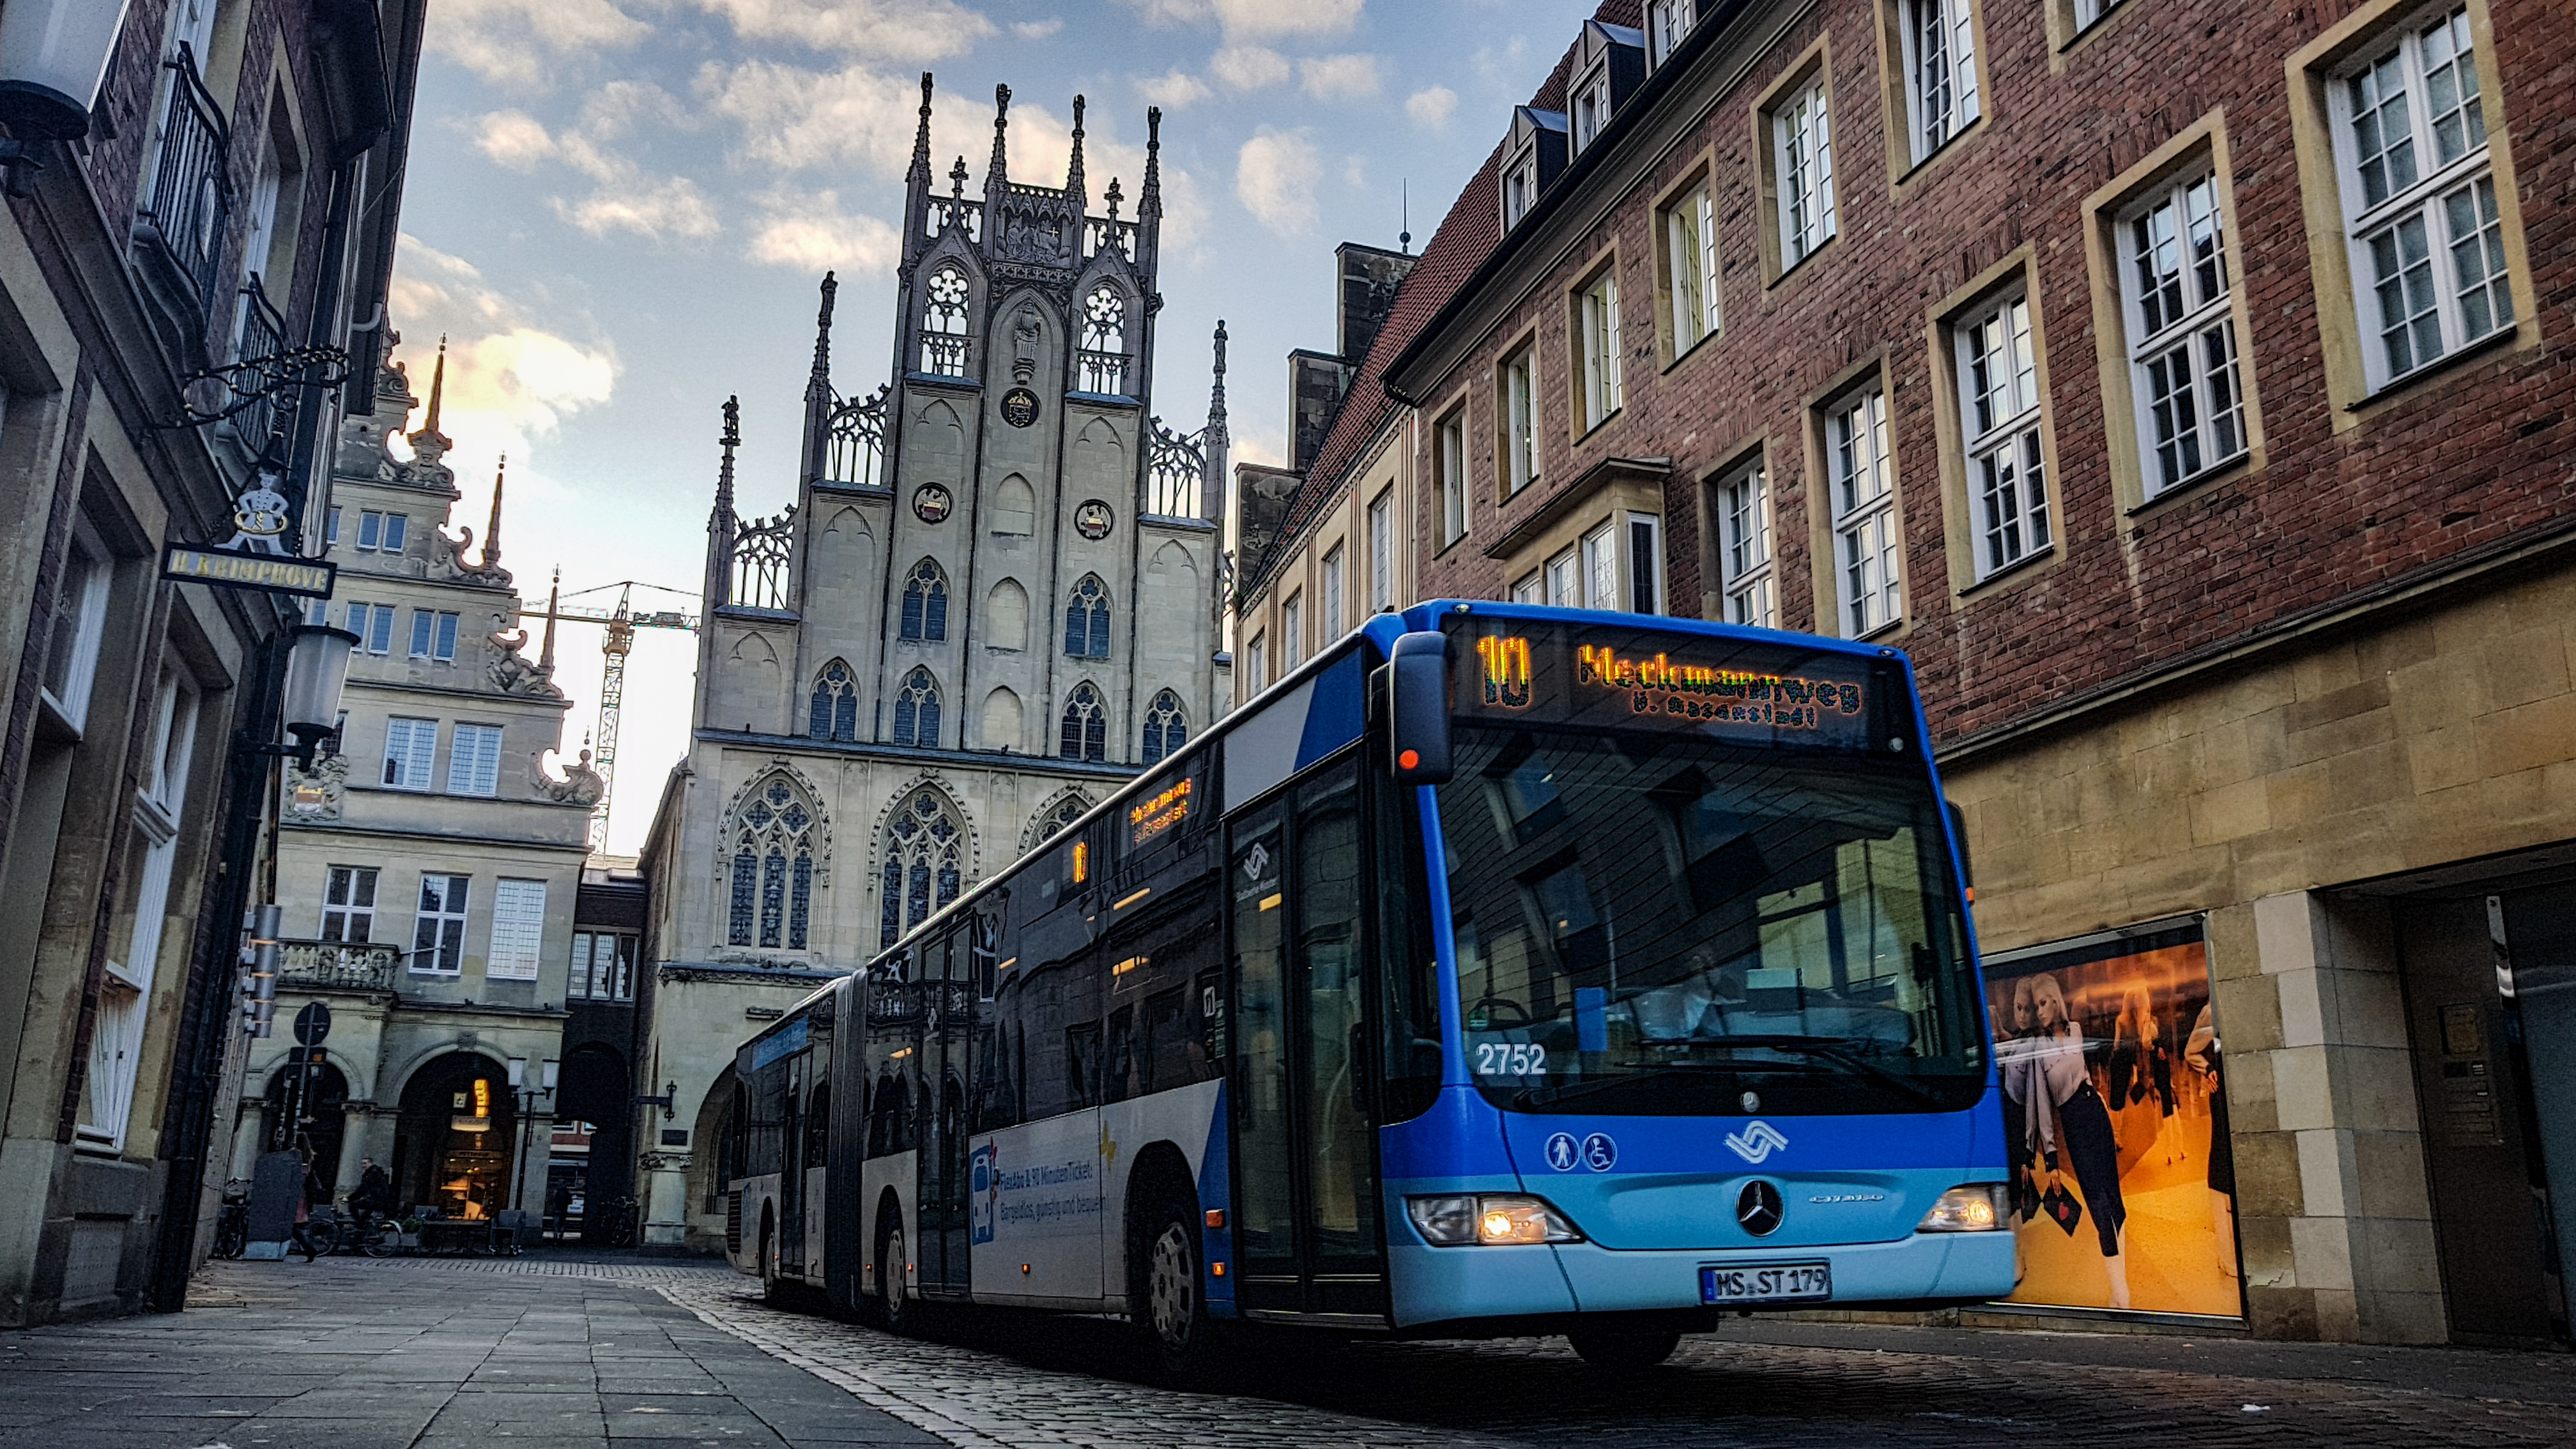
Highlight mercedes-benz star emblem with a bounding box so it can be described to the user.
[1736,1180,1784,1237]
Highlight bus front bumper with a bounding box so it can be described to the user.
[1387,1229,2016,1328]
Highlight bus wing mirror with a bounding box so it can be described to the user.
[1388,630,1453,785]
[1946,800,1974,890]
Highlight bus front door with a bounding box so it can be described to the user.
[1230,764,1389,1320]
[916,928,972,1298]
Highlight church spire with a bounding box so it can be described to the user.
[1064,93,1086,206]
[538,566,560,673]
[907,72,934,186]
[799,273,838,486]
[480,454,506,569]
[1204,320,1230,528]
[1208,319,1229,441]
[716,396,740,523]
[1139,107,1163,220]
[986,82,1011,193]
[704,395,741,608]
[408,335,453,462]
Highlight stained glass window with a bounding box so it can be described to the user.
[894,667,942,748]
[1140,689,1187,765]
[790,857,813,949]
[901,559,949,641]
[760,851,787,948]
[880,788,969,947]
[728,772,823,951]
[880,858,903,946]
[810,660,858,741]
[1060,683,1107,763]
[728,852,757,945]
[1029,793,1089,849]
[1062,576,1110,657]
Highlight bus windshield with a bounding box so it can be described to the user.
[1437,724,1984,1116]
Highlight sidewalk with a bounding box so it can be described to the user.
[0,1254,933,1449]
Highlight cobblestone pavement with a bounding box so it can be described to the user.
[4,1254,2573,1449]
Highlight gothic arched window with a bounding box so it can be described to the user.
[921,264,970,376]
[809,660,858,742]
[1027,792,1091,850]
[1059,683,1106,763]
[1140,689,1187,766]
[879,790,965,947]
[893,667,942,748]
[728,774,823,951]
[1062,574,1110,658]
[900,558,949,641]
[1078,286,1127,394]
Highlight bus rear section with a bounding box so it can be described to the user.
[1371,609,2012,1357]
[726,980,843,1295]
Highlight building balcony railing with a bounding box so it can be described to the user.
[278,940,402,992]
[1077,350,1128,397]
[136,43,233,307]
[229,274,293,452]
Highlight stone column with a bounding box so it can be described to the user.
[2216,891,2444,1343]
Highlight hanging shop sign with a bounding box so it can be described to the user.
[161,543,337,599]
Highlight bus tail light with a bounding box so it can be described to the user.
[1407,1194,1582,1246]
[1917,1184,2009,1232]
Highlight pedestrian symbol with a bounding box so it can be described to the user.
[1581,1133,1617,1171]
[1544,1132,1579,1172]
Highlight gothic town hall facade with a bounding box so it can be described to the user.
[634,80,1229,1246]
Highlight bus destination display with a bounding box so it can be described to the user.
[1452,619,1881,749]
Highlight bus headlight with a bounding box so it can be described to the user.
[1407,1194,1583,1246]
[1916,1184,2009,1232]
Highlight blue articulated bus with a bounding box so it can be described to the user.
[726,601,2012,1376]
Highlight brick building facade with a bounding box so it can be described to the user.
[1368,0,2574,1345]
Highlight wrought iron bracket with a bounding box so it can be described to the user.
[161,344,356,431]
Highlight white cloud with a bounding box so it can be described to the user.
[1117,0,1365,40]
[471,85,719,243]
[1236,128,1320,234]
[474,111,555,171]
[690,0,996,58]
[1299,53,1382,101]
[553,178,721,243]
[385,239,619,489]
[747,190,907,274]
[1137,69,1213,108]
[1405,84,1457,129]
[702,60,931,176]
[1212,44,1290,90]
[426,0,648,88]
[1013,17,1065,38]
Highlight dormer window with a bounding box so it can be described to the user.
[1646,0,1697,68]
[1572,70,1611,152]
[1568,21,1646,157]
[1500,107,1569,232]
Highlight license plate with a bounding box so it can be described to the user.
[1700,1261,1831,1303]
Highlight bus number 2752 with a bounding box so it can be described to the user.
[1475,1042,1548,1076]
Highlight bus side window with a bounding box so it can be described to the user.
[806,1083,829,1165]
[1105,1006,1138,1103]
[1066,1021,1102,1109]
[1143,987,1188,1094]
[1195,968,1227,1073]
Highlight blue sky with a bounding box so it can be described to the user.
[390,0,1595,852]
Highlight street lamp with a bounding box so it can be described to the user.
[507,1057,560,1241]
[0,1,134,195]
[275,624,358,767]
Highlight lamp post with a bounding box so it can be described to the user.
[507,1056,559,1241]
[0,1,134,195]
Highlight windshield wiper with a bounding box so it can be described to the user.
[1510,1063,1750,1110]
[1698,1034,1951,1110]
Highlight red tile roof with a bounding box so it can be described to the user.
[1241,1,1639,599]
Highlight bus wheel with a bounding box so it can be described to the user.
[879,1222,921,1336]
[1567,1324,1680,1372]
[1138,1206,1218,1383]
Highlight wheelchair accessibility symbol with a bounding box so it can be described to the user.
[1581,1133,1617,1171]
[1544,1133,1580,1172]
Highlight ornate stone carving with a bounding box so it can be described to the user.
[433,525,511,586]
[487,628,560,696]
[282,752,350,823]
[535,748,606,807]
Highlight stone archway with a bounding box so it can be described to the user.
[555,1044,631,1242]
[261,1054,351,1192]
[390,1052,518,1221]
[680,1066,739,1247]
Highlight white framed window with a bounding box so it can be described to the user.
[1955,291,2052,577]
[79,662,197,1151]
[2074,0,2129,29]
[448,722,503,797]
[1280,593,1304,671]
[1828,387,1904,636]
[412,874,470,976]
[1665,183,1720,353]
[1716,463,1777,628]
[323,865,378,942]
[1577,268,1623,431]
[346,601,394,654]
[2333,4,2511,391]
[1502,346,1539,494]
[1321,545,1346,640]
[1504,150,1540,229]
[1625,513,1664,614]
[409,609,461,661]
[1545,548,1580,607]
[1773,78,1837,267]
[486,879,547,981]
[1436,410,1468,546]
[1901,0,1981,164]
[1510,571,1543,604]
[382,716,438,790]
[1572,68,1612,153]
[2122,170,2248,494]
[353,510,407,553]
[40,527,112,733]
[1646,0,1697,68]
[572,930,637,1001]
[1581,524,1618,610]
[1246,633,1267,692]
[1367,490,1395,610]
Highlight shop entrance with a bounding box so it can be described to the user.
[392,1053,518,1221]
[263,1053,349,1192]
[2391,864,2576,1346]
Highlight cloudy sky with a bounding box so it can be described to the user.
[388,0,1595,854]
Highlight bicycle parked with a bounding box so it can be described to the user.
[211,1181,250,1259]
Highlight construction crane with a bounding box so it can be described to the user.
[528,578,700,853]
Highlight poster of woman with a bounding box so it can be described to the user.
[1987,920,2241,1317]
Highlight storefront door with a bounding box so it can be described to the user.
[2395,882,2576,1344]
